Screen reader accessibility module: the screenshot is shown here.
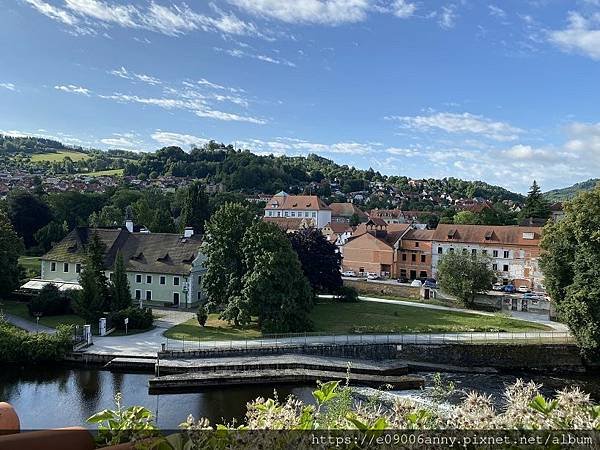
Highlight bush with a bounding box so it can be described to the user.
[337,286,359,303]
[0,319,73,363]
[109,307,153,331]
[196,306,208,327]
[27,284,73,316]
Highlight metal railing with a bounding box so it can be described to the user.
[163,330,573,353]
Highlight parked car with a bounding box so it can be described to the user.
[517,285,530,293]
[492,283,503,291]
[396,277,409,284]
[366,273,380,280]
[410,279,422,287]
[502,284,516,293]
[341,270,356,277]
[423,280,437,289]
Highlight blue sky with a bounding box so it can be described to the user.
[2,0,600,193]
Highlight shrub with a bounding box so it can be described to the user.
[27,284,72,316]
[196,306,208,327]
[109,307,153,331]
[0,319,73,363]
[337,286,359,303]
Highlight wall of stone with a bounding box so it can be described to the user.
[344,279,420,299]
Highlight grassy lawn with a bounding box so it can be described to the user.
[163,300,551,341]
[19,256,41,279]
[85,168,124,177]
[30,150,89,162]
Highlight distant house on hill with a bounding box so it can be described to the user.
[263,191,331,229]
[22,220,206,309]
[328,202,368,224]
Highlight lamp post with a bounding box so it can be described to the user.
[182,278,189,309]
[34,312,42,332]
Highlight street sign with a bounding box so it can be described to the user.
[124,318,129,325]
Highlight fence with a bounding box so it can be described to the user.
[163,330,574,353]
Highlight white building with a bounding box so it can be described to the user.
[264,191,331,229]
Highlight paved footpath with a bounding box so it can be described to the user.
[3,313,56,334]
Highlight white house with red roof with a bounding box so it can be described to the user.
[264,191,331,229]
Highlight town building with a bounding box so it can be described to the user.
[328,202,368,224]
[430,224,544,290]
[263,191,331,229]
[321,222,354,246]
[397,228,435,280]
[23,223,206,309]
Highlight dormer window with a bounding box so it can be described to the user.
[484,230,494,240]
[522,232,535,240]
[447,229,457,239]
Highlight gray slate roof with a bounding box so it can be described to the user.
[42,227,202,275]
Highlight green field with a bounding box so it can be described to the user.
[85,168,124,177]
[30,150,90,162]
[163,300,551,341]
[0,300,85,329]
[19,256,41,278]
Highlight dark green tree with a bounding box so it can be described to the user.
[289,228,342,294]
[437,252,496,307]
[540,187,600,357]
[34,220,68,252]
[110,252,131,311]
[74,233,109,321]
[242,221,313,333]
[519,181,551,222]
[0,211,24,298]
[202,202,257,325]
[151,207,176,233]
[349,213,360,227]
[180,181,210,234]
[7,190,53,248]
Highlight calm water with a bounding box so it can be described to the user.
[1,366,599,429]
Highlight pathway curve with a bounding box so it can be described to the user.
[2,313,56,334]
[357,296,569,331]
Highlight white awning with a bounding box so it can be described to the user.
[20,279,82,291]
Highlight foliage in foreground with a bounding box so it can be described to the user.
[0,316,73,363]
[90,379,600,449]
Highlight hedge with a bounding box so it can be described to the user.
[0,320,73,363]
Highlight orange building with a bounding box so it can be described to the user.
[397,228,434,280]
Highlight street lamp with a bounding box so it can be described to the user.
[33,312,42,332]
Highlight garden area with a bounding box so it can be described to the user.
[163,299,551,342]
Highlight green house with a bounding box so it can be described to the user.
[26,225,206,309]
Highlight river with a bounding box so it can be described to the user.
[1,366,599,429]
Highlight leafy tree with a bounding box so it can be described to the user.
[110,253,131,311]
[7,190,52,248]
[74,233,109,321]
[289,228,342,294]
[437,252,496,307]
[34,220,68,252]
[89,205,123,227]
[349,213,360,227]
[241,221,313,333]
[180,181,210,234]
[519,181,551,222]
[0,211,24,298]
[540,187,600,357]
[151,207,176,233]
[453,211,481,225]
[202,203,257,325]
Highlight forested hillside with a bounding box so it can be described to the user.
[544,178,600,202]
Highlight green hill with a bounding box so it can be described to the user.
[544,179,600,202]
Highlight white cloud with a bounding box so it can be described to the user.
[438,5,457,29]
[151,131,208,148]
[239,137,378,155]
[54,84,91,96]
[227,0,371,25]
[100,135,141,149]
[488,5,506,18]
[385,111,523,141]
[549,12,600,60]
[390,0,416,19]
[215,47,296,67]
[25,0,263,38]
[109,66,162,85]
[195,109,266,124]
[0,83,16,91]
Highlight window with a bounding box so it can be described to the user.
[136,274,142,283]
[481,250,487,255]
[268,211,273,217]
[198,291,202,300]
[449,248,454,253]
[492,263,498,270]
[472,249,477,256]
[437,247,443,254]
[291,211,295,217]
[198,275,201,284]
[51,262,56,272]
[63,263,69,272]
[146,275,152,284]
[493,250,499,257]
[135,290,141,300]
[420,255,426,263]
[109,272,114,281]
[174,277,180,286]
[462,248,468,254]
[503,264,509,272]
[145,290,152,301]
[160,276,166,285]
[76,263,81,273]
[415,242,419,248]
[173,292,180,305]
[411,254,416,262]
[312,212,316,218]
[503,250,510,258]
[284,211,289,217]
[402,253,407,261]
[277,211,281,217]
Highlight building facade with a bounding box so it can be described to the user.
[30,225,206,308]
[264,191,331,229]
[397,229,434,280]
[430,224,544,290]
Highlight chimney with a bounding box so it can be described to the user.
[125,219,134,233]
[184,227,194,238]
